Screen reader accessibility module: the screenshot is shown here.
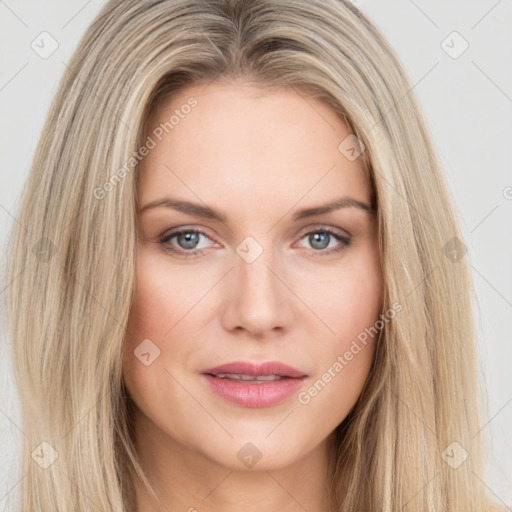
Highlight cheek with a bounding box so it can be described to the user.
[122,247,223,398]
[122,251,194,421]
[335,272,382,341]
[296,261,383,417]
[124,248,208,344]
[122,250,185,380]
[299,248,383,408]
[305,251,383,351]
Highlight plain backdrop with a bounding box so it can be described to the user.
[0,1,511,510]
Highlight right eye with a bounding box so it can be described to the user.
[159,228,218,257]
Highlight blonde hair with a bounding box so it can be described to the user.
[2,0,502,510]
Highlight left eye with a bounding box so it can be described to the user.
[297,229,350,252]
[159,227,350,256]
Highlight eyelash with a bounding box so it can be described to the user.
[158,226,351,258]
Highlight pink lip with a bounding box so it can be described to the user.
[201,360,308,408]
[202,360,307,378]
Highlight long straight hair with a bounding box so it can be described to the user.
[2,0,501,510]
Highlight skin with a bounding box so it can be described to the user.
[122,77,383,512]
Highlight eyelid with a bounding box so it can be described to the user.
[159,226,220,251]
[292,225,351,255]
[295,223,351,240]
[160,223,351,242]
[159,224,351,256]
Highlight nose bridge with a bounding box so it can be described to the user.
[222,234,293,334]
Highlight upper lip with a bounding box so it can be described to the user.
[202,360,307,378]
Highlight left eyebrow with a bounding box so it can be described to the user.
[292,196,376,221]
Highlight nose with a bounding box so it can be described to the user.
[220,244,294,337]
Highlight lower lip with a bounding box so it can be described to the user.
[201,374,306,408]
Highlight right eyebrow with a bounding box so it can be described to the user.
[139,197,227,223]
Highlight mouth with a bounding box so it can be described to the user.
[206,373,292,382]
[200,360,308,407]
[202,360,308,379]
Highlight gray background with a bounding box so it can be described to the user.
[1,0,511,510]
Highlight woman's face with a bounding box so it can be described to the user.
[123,78,383,472]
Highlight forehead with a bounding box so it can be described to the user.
[138,79,371,211]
